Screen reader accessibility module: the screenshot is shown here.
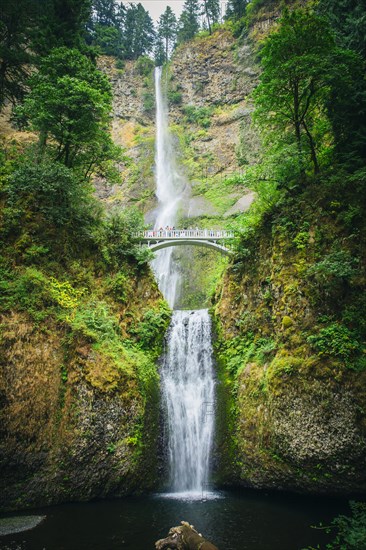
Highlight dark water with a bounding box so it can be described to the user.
[0,488,348,550]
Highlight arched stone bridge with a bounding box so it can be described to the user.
[133,229,234,255]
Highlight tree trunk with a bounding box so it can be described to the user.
[155,521,219,550]
[302,119,320,174]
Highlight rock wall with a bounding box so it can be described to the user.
[97,28,259,222]
[214,219,366,495]
[0,272,166,512]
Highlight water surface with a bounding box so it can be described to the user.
[0,489,346,550]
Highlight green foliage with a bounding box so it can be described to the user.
[20,47,115,172]
[132,302,171,351]
[293,223,311,250]
[100,208,153,268]
[177,0,201,44]
[220,334,277,376]
[157,6,177,62]
[307,323,362,364]
[167,90,183,105]
[105,271,131,304]
[253,8,336,177]
[123,3,155,60]
[71,301,121,342]
[308,250,358,282]
[93,24,123,56]
[303,501,366,550]
[202,0,220,34]
[135,55,155,77]
[142,91,155,113]
[182,105,213,128]
[327,501,366,549]
[4,159,97,234]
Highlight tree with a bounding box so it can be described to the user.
[0,0,37,108]
[33,0,92,55]
[202,0,220,34]
[157,6,177,62]
[154,37,166,66]
[318,0,366,59]
[177,0,200,44]
[253,9,336,177]
[92,0,118,26]
[225,0,248,20]
[317,0,366,166]
[123,3,155,60]
[21,47,114,173]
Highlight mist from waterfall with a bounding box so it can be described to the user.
[151,66,186,308]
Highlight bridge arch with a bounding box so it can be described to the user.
[148,239,231,255]
[133,229,234,256]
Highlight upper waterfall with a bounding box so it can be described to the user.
[151,66,186,307]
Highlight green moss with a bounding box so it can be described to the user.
[282,315,293,328]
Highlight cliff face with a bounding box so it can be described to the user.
[214,204,366,494]
[97,28,259,222]
[0,269,169,511]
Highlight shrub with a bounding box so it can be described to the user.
[132,302,171,351]
[168,91,183,105]
[5,159,97,232]
[136,56,155,77]
[142,92,155,112]
[182,105,213,128]
[307,323,361,362]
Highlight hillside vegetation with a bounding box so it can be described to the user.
[213,0,366,496]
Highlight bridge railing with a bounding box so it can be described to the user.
[133,229,235,239]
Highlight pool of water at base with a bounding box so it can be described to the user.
[0,488,348,550]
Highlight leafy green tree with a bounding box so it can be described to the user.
[123,3,155,59]
[254,9,336,177]
[177,0,201,44]
[157,6,177,62]
[202,0,220,34]
[21,47,114,172]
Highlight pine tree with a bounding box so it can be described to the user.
[157,6,177,62]
[34,0,92,55]
[154,37,166,67]
[123,3,155,60]
[177,0,201,44]
[92,0,118,26]
[202,0,220,34]
[0,0,36,107]
[225,0,248,20]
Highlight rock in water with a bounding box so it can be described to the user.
[155,521,219,550]
[0,515,45,536]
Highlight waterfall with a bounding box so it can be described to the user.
[161,310,215,495]
[152,67,216,497]
[151,66,185,308]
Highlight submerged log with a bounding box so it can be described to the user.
[155,521,219,550]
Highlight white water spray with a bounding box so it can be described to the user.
[152,67,216,497]
[161,310,215,495]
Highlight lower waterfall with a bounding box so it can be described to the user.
[160,309,216,496]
